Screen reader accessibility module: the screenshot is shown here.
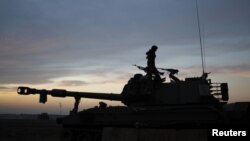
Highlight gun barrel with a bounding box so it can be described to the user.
[17,87,122,101]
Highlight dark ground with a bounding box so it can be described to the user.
[0,119,61,141]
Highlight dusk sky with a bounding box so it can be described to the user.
[0,0,250,114]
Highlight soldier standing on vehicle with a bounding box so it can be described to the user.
[146,45,162,80]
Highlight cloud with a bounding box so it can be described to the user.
[59,80,88,87]
[211,65,250,78]
[181,64,250,78]
[0,86,16,94]
[0,86,11,90]
[0,0,249,86]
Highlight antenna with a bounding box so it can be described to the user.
[195,0,205,74]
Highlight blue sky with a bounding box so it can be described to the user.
[0,0,250,114]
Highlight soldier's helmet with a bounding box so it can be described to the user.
[151,45,158,50]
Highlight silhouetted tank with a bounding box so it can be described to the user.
[17,68,250,141]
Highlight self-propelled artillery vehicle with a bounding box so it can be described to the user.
[17,61,250,141]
